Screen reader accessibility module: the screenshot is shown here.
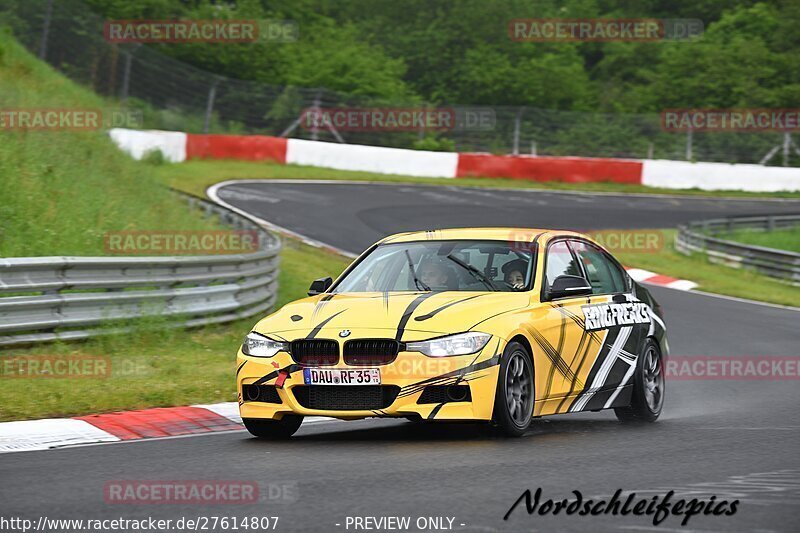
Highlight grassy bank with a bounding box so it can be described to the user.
[714,227,800,254]
[0,31,221,257]
[0,30,353,421]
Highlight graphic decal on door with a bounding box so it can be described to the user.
[581,301,650,331]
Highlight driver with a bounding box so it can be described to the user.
[502,259,528,290]
[419,260,449,289]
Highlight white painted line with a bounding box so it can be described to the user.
[222,177,800,202]
[193,402,335,426]
[0,418,119,454]
[207,180,358,258]
[626,268,658,281]
[192,402,242,424]
[665,279,699,291]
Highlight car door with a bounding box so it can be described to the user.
[531,238,597,410]
[567,239,650,412]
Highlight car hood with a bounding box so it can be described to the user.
[253,291,530,339]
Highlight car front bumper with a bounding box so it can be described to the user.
[236,335,504,422]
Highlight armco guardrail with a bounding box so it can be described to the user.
[675,214,800,283]
[0,192,281,346]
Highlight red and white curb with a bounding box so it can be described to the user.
[627,268,698,291]
[0,403,331,454]
[109,128,800,192]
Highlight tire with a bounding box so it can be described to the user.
[615,339,664,423]
[491,341,535,437]
[243,415,303,439]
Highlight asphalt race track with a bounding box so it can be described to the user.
[3,181,800,532]
[212,180,800,255]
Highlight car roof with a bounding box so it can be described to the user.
[378,227,589,245]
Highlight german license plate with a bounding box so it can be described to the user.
[303,368,381,385]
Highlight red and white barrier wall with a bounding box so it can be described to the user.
[108,128,800,192]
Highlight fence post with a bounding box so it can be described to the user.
[203,78,220,134]
[783,132,791,167]
[38,0,54,60]
[512,108,522,155]
[685,128,693,161]
[119,45,140,101]
[311,92,321,141]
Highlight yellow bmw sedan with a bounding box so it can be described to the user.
[236,228,667,438]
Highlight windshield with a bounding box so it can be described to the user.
[332,240,534,293]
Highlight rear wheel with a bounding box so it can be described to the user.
[492,342,534,437]
[243,415,303,439]
[615,339,664,423]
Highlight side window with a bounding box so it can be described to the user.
[545,240,582,292]
[570,240,627,295]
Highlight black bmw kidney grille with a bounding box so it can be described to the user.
[343,339,400,365]
[290,339,339,365]
[293,385,400,410]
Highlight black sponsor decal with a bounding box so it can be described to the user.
[581,302,650,331]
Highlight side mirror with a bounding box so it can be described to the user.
[548,275,592,300]
[307,276,333,296]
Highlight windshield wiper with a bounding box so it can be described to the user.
[405,250,431,291]
[445,254,498,291]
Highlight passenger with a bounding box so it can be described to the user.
[502,259,528,290]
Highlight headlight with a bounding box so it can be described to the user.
[406,332,491,357]
[241,332,287,358]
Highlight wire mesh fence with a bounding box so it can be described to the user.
[1,0,796,165]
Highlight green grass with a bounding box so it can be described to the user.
[0,30,220,257]
[714,227,800,253]
[0,238,350,421]
[615,230,800,307]
[155,159,800,199]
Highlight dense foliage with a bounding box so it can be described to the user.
[79,0,800,112]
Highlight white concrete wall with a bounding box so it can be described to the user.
[286,138,458,178]
[108,128,187,163]
[642,159,800,192]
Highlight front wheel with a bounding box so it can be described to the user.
[492,342,535,437]
[243,415,303,439]
[615,339,664,423]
